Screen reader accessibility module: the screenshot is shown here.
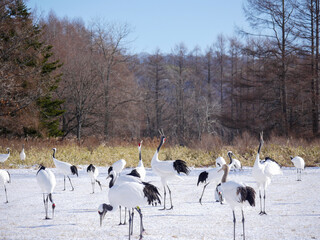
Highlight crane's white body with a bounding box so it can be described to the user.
[0,148,10,163]
[231,158,242,170]
[52,148,78,191]
[215,156,226,168]
[290,156,305,181]
[0,169,11,203]
[252,156,282,190]
[291,156,305,170]
[109,181,149,209]
[252,134,282,215]
[53,157,73,175]
[20,145,26,161]
[36,168,56,194]
[108,159,126,176]
[36,166,56,219]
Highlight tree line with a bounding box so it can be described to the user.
[1,0,320,144]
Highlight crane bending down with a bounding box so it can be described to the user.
[217,164,256,240]
[87,164,102,193]
[99,170,161,240]
[252,132,282,215]
[151,131,190,210]
[197,167,223,204]
[0,169,11,203]
[198,152,240,204]
[52,148,78,191]
[106,171,143,225]
[36,165,56,219]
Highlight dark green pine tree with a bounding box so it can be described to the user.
[37,95,65,137]
[1,0,65,137]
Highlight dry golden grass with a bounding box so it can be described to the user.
[0,135,319,169]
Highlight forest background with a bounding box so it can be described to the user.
[1,0,320,168]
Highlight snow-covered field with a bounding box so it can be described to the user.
[0,166,319,240]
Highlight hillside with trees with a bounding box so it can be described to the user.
[1,0,320,145]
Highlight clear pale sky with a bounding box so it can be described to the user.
[26,0,248,54]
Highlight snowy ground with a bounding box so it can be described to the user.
[0,165,319,240]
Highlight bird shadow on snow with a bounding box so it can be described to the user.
[18,223,76,229]
[70,208,96,213]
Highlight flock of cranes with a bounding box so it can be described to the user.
[0,132,307,240]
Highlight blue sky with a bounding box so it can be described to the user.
[26,0,248,54]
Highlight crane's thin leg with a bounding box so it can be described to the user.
[4,185,8,203]
[130,208,134,235]
[160,186,166,210]
[67,176,74,191]
[233,210,236,240]
[128,209,132,240]
[96,180,102,191]
[135,207,145,240]
[259,190,263,215]
[199,183,209,205]
[124,207,127,225]
[91,181,95,194]
[299,169,302,181]
[45,194,49,219]
[63,176,66,191]
[263,189,267,215]
[49,193,55,219]
[42,194,46,219]
[167,185,173,210]
[242,210,245,240]
[119,206,122,225]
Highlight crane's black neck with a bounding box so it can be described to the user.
[109,174,116,188]
[228,152,233,164]
[257,141,263,154]
[139,150,141,161]
[52,149,56,158]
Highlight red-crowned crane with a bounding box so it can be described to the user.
[0,169,11,203]
[87,164,102,193]
[215,156,226,168]
[252,132,282,215]
[20,144,26,162]
[197,167,223,204]
[52,148,78,191]
[227,151,242,171]
[99,170,161,240]
[290,156,305,181]
[0,148,10,163]
[151,131,190,210]
[107,171,143,225]
[36,165,56,219]
[217,164,256,240]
